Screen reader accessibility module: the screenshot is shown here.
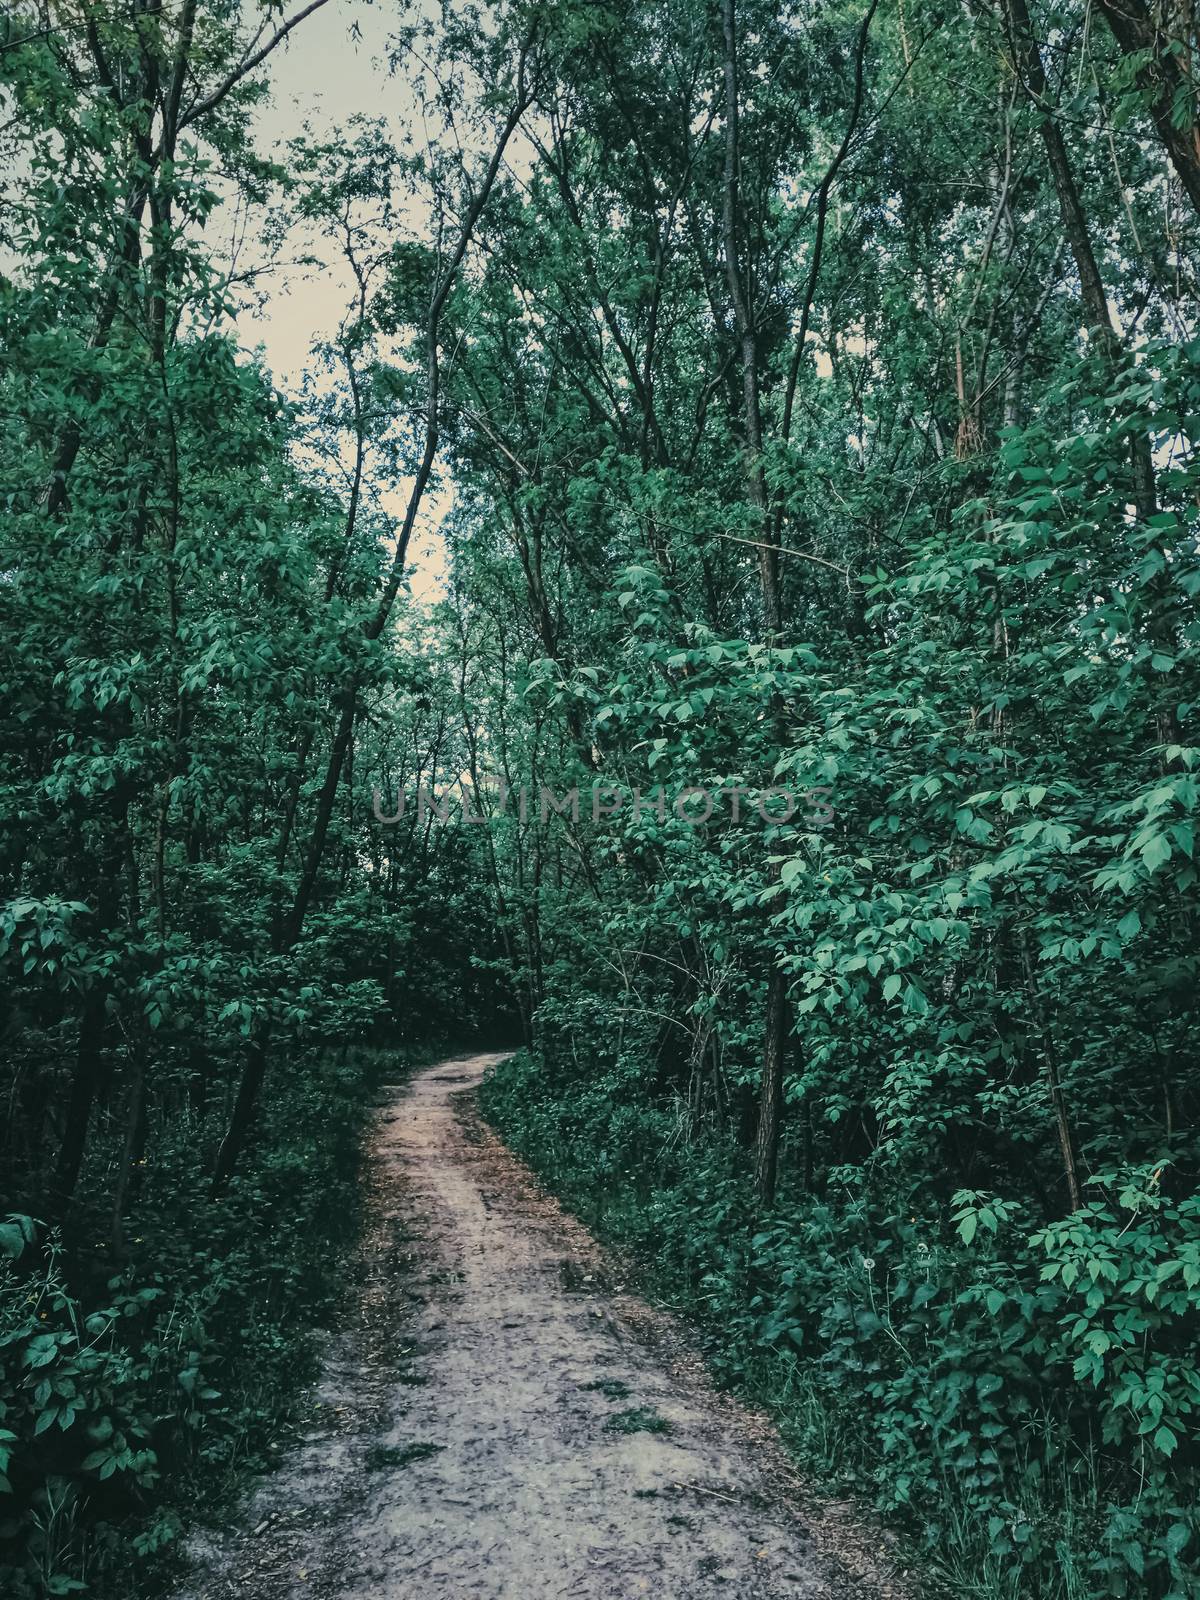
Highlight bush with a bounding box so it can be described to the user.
[482,1049,1200,1599]
[0,1043,398,1598]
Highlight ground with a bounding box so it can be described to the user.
[180,1052,914,1600]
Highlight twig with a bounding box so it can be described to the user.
[676,1481,740,1504]
[177,0,333,136]
[718,532,850,576]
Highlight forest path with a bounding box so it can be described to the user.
[181,1052,910,1600]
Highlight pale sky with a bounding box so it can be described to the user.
[234,0,450,602]
[242,1,397,382]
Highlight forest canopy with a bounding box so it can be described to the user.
[1,0,1199,1594]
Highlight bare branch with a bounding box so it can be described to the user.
[718,532,850,577]
[176,0,332,137]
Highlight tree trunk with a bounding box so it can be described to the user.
[1006,0,1156,518]
[1018,931,1082,1211]
[110,1039,148,1256]
[54,991,109,1208]
[755,970,787,1205]
[720,0,780,633]
[210,1035,269,1194]
[721,0,789,1204]
[1092,0,1200,217]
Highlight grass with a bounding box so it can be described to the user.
[581,1377,632,1399]
[603,1407,671,1435]
[364,1441,444,1471]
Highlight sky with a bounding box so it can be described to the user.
[242,1,394,383]
[234,0,451,601]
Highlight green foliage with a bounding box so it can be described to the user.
[484,1051,1200,1597]
[1,5,520,1588]
[603,1408,670,1435]
[0,1044,392,1597]
[4,0,1200,1596]
[581,1378,632,1399]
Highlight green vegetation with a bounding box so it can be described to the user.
[0,1044,397,1596]
[3,0,1199,1596]
[602,1407,672,1436]
[582,1379,633,1400]
[0,4,513,1590]
[364,1441,444,1471]
[484,1049,1200,1596]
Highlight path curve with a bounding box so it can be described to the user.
[181,1052,910,1600]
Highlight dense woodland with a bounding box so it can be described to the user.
[1,0,1199,1594]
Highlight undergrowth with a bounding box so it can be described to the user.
[480,1048,1200,1600]
[0,1039,434,1598]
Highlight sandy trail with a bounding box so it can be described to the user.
[181,1052,909,1600]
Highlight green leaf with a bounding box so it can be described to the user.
[1141,834,1172,872]
[0,1224,27,1260]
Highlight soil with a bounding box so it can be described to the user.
[178,1052,916,1600]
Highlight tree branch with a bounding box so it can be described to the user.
[176,0,332,137]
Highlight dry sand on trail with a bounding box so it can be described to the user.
[179,1051,915,1600]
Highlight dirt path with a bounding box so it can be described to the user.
[181,1052,912,1600]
